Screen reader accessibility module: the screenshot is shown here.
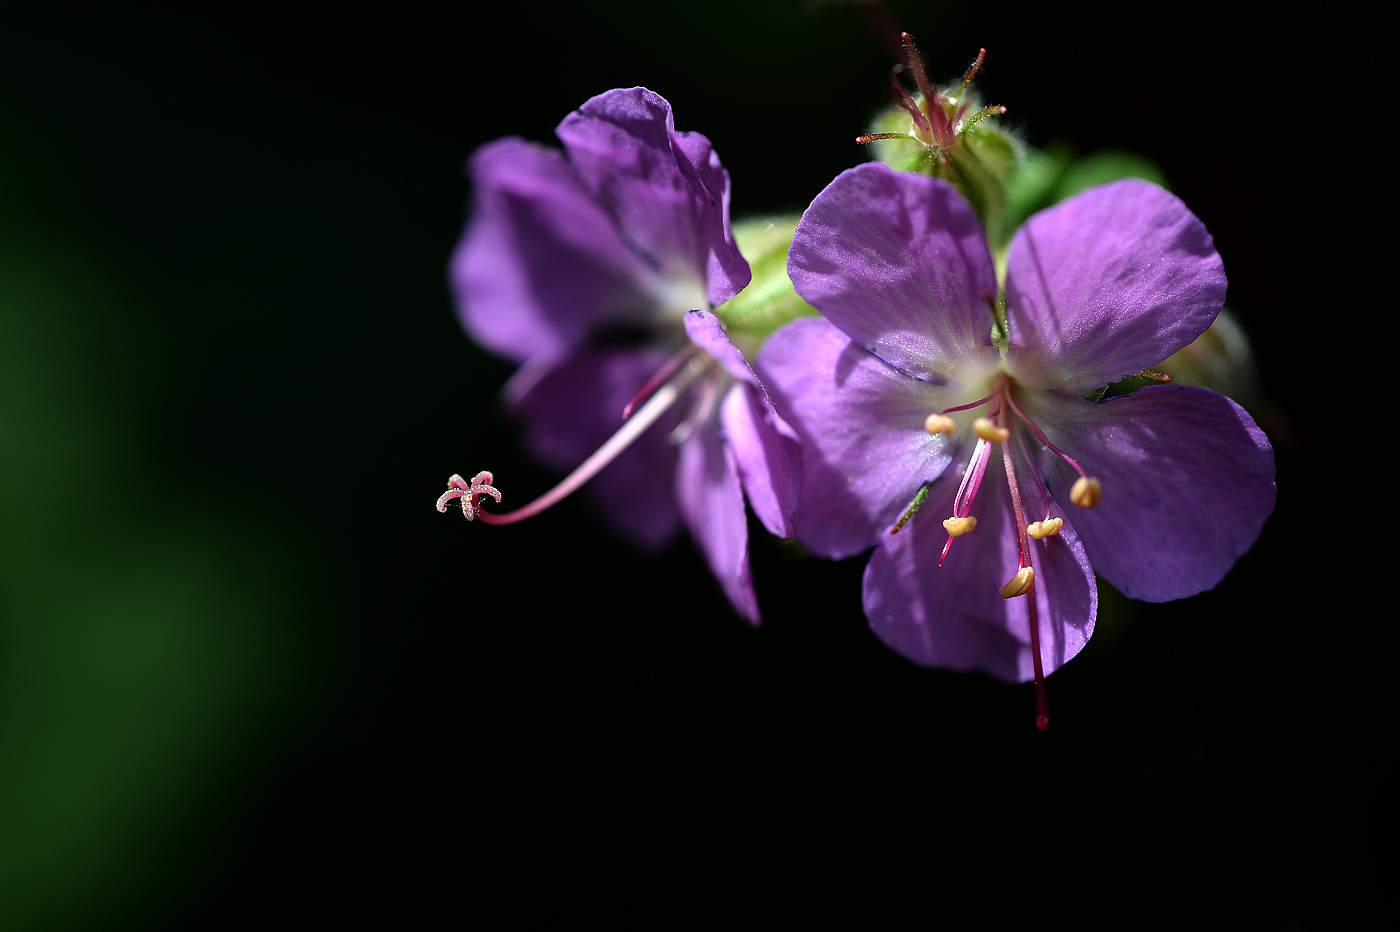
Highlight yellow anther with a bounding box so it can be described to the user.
[924,412,956,434]
[998,565,1035,599]
[1070,476,1103,509]
[942,516,977,537]
[1027,517,1063,539]
[972,417,1010,443]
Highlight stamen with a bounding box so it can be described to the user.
[998,415,1034,577]
[942,390,998,415]
[1013,427,1054,524]
[924,412,956,434]
[1002,386,1100,495]
[1027,518,1063,539]
[669,362,720,445]
[951,439,992,521]
[942,516,977,536]
[940,438,993,565]
[1070,476,1103,509]
[998,388,1049,731]
[856,133,911,144]
[998,565,1035,598]
[622,344,700,419]
[973,417,1009,443]
[442,353,708,527]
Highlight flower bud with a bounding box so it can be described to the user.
[861,39,1022,249]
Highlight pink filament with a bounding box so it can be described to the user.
[940,438,993,565]
[622,344,700,419]
[1014,427,1054,523]
[941,390,998,415]
[1003,388,1089,481]
[475,354,710,526]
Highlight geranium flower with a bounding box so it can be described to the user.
[756,163,1275,725]
[441,87,799,623]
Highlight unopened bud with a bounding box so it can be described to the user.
[942,516,978,537]
[973,417,1009,443]
[1070,476,1102,508]
[999,565,1035,598]
[924,412,956,434]
[1027,517,1063,539]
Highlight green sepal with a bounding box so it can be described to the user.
[864,102,1022,251]
[713,215,817,353]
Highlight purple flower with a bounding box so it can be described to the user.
[757,163,1274,725]
[443,87,799,623]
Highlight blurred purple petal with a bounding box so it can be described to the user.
[450,138,658,363]
[556,88,750,308]
[675,421,759,623]
[686,310,801,539]
[509,346,681,549]
[721,384,800,540]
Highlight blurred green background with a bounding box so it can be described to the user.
[0,2,1363,928]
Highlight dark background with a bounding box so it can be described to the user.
[0,2,1365,928]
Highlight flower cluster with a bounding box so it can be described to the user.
[437,41,1275,726]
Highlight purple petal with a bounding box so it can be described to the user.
[720,384,801,539]
[787,163,1001,382]
[864,456,1097,682]
[1023,384,1275,601]
[686,310,801,538]
[508,347,681,548]
[675,419,760,624]
[686,307,806,534]
[450,137,658,363]
[1004,179,1227,392]
[682,309,758,387]
[556,88,750,308]
[756,317,967,559]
